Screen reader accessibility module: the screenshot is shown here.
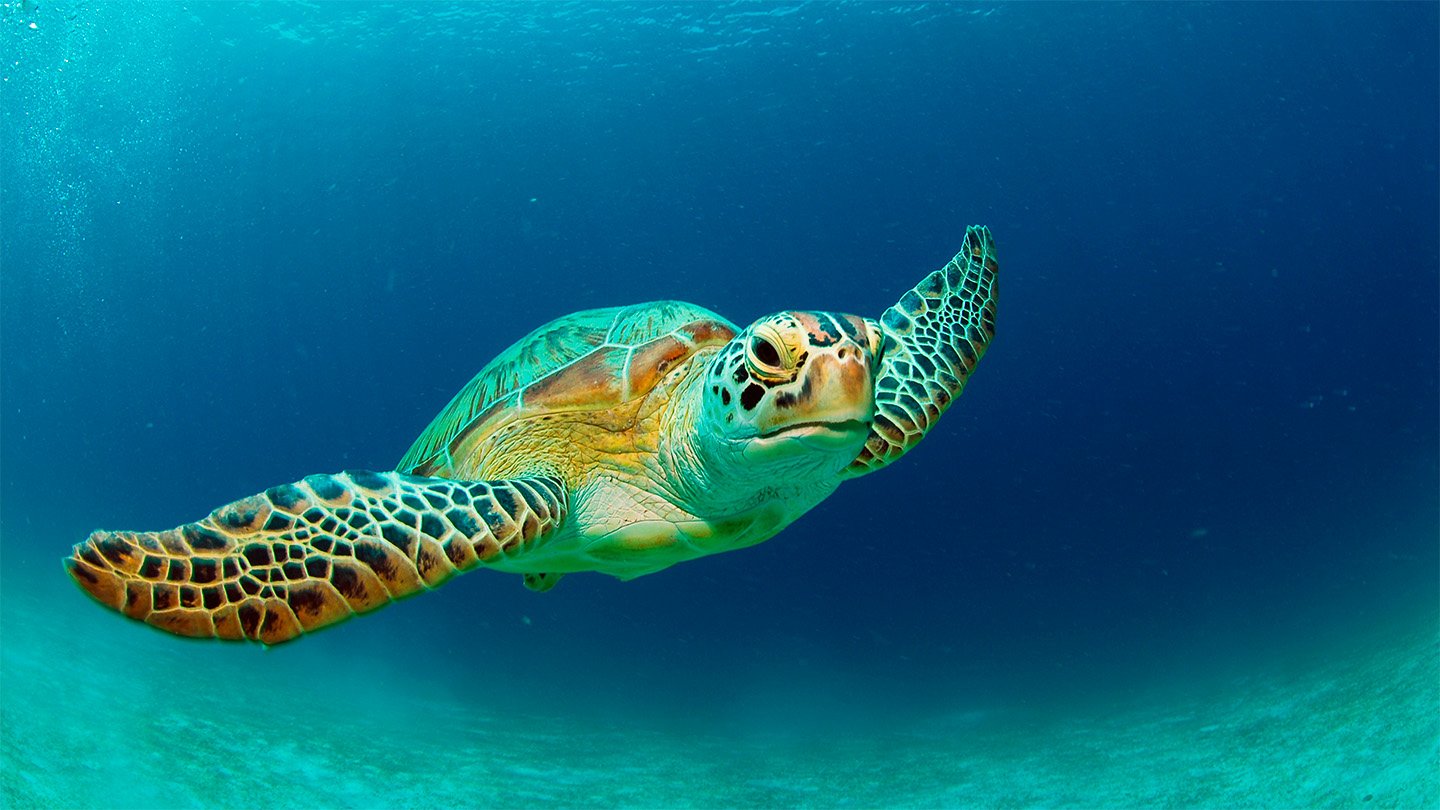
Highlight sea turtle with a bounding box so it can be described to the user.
[65,226,999,645]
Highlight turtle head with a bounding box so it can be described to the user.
[701,310,881,467]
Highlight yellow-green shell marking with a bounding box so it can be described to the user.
[398,301,738,478]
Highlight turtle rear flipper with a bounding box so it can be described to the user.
[63,471,566,645]
[847,225,999,476]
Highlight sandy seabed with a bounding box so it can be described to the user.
[2,569,1436,809]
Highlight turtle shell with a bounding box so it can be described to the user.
[398,300,737,476]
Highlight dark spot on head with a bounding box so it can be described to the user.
[808,327,840,347]
[312,536,335,553]
[721,389,731,406]
[732,365,748,384]
[240,576,261,596]
[741,384,764,411]
[222,557,241,578]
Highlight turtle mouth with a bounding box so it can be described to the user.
[757,419,870,441]
[742,419,870,462]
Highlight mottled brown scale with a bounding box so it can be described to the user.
[65,471,566,645]
[626,335,691,396]
[524,347,625,411]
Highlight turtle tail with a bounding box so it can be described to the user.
[64,470,566,645]
[846,225,998,476]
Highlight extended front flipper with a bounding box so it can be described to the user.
[847,225,998,476]
[64,471,566,645]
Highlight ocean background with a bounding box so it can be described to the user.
[1,2,1436,807]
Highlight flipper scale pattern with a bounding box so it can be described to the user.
[64,471,566,645]
[847,225,998,476]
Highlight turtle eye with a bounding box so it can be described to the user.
[745,326,790,381]
[752,337,780,368]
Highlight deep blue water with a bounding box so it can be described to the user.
[1,0,1437,790]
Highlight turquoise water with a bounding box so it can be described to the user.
[3,2,1437,807]
[4,556,1436,807]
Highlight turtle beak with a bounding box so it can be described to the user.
[753,350,874,436]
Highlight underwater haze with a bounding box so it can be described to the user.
[1,2,1436,807]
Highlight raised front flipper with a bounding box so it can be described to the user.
[64,471,566,645]
[847,225,998,476]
